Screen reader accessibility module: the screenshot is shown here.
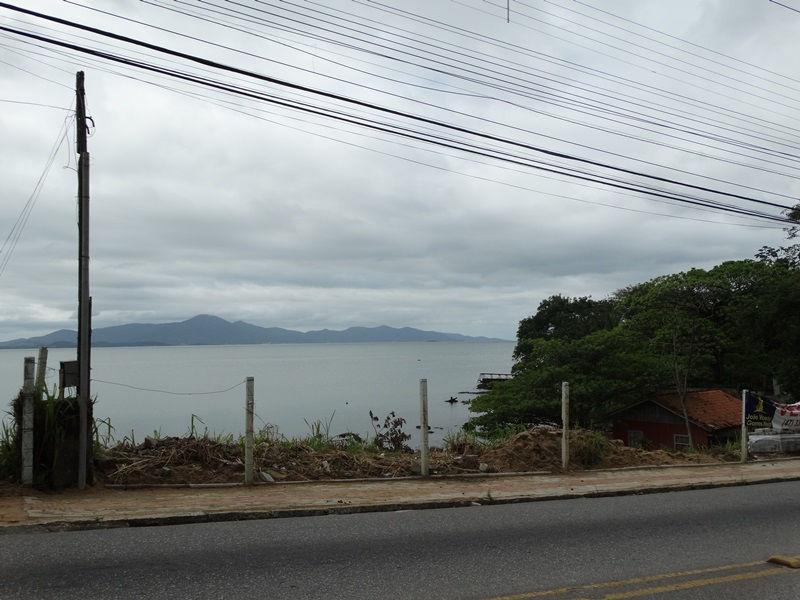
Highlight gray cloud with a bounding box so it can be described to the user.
[0,0,794,340]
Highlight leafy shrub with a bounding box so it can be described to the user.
[369,410,411,452]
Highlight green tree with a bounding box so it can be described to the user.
[469,252,800,439]
[625,271,721,448]
[513,295,616,362]
[467,326,666,434]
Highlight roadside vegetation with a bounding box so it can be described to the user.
[90,412,736,485]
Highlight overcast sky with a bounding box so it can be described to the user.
[0,0,797,340]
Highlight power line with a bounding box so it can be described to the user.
[95,67,780,228]
[91,378,246,395]
[455,0,800,115]
[206,0,800,152]
[0,97,71,110]
[0,19,794,225]
[356,0,800,141]
[0,6,795,226]
[153,0,800,166]
[482,0,800,102]
[5,5,793,213]
[0,113,72,279]
[141,0,800,172]
[8,32,776,227]
[534,0,800,91]
[7,29,792,224]
[572,0,800,86]
[0,55,70,87]
[64,0,800,182]
[769,0,800,15]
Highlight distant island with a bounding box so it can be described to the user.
[0,315,507,349]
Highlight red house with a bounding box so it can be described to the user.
[609,389,741,450]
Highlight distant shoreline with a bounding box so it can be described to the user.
[0,315,509,349]
[0,339,513,351]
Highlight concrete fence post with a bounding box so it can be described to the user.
[21,357,35,485]
[35,347,48,397]
[245,377,255,485]
[561,381,570,471]
[741,389,748,464]
[419,378,430,477]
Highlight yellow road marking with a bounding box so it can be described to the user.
[768,555,800,569]
[601,567,786,599]
[487,560,765,600]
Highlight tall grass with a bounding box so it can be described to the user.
[0,413,18,480]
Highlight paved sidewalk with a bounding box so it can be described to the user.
[2,459,799,533]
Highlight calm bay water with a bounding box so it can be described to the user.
[0,342,513,445]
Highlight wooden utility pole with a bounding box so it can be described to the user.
[76,71,91,489]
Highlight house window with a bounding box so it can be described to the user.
[628,430,644,448]
[674,434,691,451]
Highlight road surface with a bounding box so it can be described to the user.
[2,481,800,599]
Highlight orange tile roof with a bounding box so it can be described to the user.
[654,389,741,431]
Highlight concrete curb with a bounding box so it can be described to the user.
[101,458,800,490]
[4,471,800,536]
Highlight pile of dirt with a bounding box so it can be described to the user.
[480,428,562,472]
[97,428,738,485]
[96,436,473,485]
[480,427,732,472]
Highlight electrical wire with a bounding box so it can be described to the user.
[138,0,800,175]
[0,6,793,214]
[0,20,794,225]
[7,33,778,227]
[0,55,70,87]
[455,0,800,115]
[0,97,71,110]
[56,0,800,184]
[769,0,800,15]
[355,0,800,140]
[0,112,72,279]
[482,0,800,100]
[91,378,246,395]
[128,0,800,175]
[572,0,800,86]
[537,0,800,89]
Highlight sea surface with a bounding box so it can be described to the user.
[0,342,514,445]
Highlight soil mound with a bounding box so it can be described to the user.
[480,427,730,472]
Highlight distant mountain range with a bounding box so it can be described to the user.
[0,315,506,349]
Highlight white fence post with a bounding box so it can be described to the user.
[419,378,430,477]
[741,389,748,463]
[21,357,35,485]
[561,381,570,471]
[245,377,254,485]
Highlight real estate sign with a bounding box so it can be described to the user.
[744,392,775,432]
[745,392,800,433]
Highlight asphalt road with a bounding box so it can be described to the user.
[3,481,800,599]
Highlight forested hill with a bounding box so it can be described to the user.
[0,315,505,349]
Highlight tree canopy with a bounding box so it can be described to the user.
[467,246,800,435]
